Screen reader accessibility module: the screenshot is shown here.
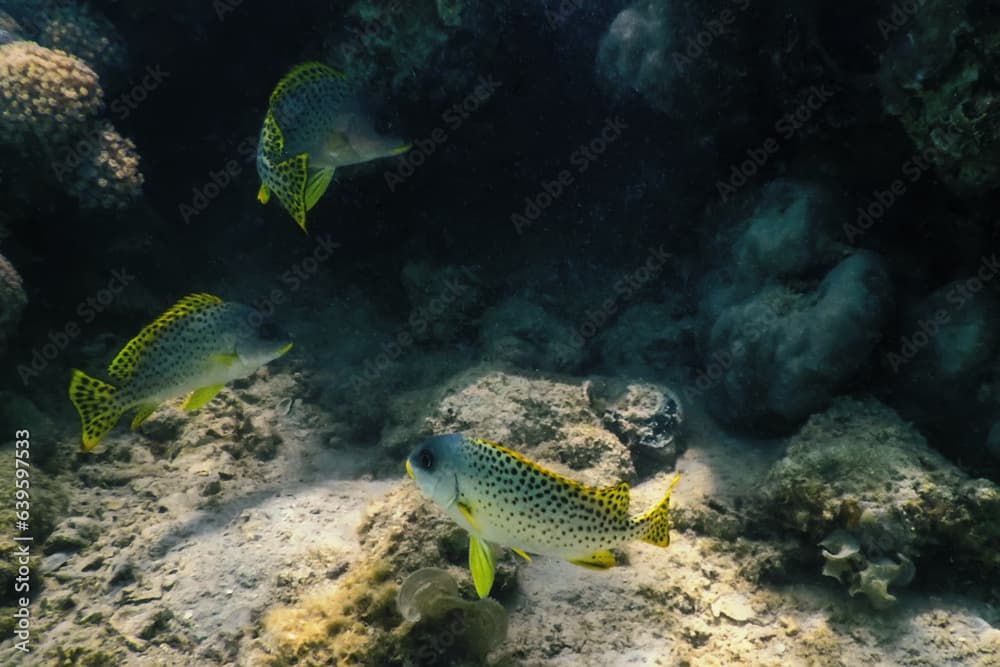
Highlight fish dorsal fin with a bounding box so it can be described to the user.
[593,481,631,516]
[269,62,346,107]
[468,437,587,492]
[108,293,223,383]
[267,153,310,231]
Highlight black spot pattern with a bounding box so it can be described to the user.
[459,437,644,558]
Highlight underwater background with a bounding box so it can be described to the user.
[1,0,999,664]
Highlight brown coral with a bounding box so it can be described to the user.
[36,3,127,77]
[0,40,102,143]
[56,121,142,209]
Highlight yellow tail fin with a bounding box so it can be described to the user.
[637,473,681,547]
[68,369,124,451]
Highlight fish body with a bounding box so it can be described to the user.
[256,62,409,231]
[406,434,680,597]
[69,293,292,451]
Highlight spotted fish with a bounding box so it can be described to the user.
[406,433,681,598]
[68,293,292,451]
[255,62,410,231]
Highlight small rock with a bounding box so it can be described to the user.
[710,593,755,623]
[44,516,102,554]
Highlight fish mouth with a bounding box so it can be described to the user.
[405,459,414,479]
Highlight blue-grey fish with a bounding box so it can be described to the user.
[407,433,680,597]
[256,62,409,231]
[69,293,292,450]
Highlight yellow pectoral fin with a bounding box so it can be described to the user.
[181,384,225,412]
[257,184,271,204]
[304,167,335,211]
[469,534,496,599]
[511,547,532,561]
[569,550,616,570]
[456,500,480,532]
[390,144,411,155]
[130,403,158,429]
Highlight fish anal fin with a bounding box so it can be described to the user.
[469,534,495,598]
[569,550,616,570]
[304,167,335,211]
[181,384,224,412]
[130,403,158,429]
[511,547,532,561]
[456,500,480,532]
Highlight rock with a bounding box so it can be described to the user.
[597,300,695,376]
[600,382,683,472]
[760,397,1000,588]
[710,593,755,623]
[705,252,892,430]
[479,296,583,372]
[401,261,482,343]
[734,179,846,280]
[44,516,101,554]
[879,0,1000,198]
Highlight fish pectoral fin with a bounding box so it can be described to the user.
[257,184,271,204]
[130,403,159,429]
[304,167,335,211]
[181,384,225,412]
[456,500,480,532]
[569,550,616,570]
[511,547,532,561]
[469,534,496,599]
[389,143,411,155]
[210,352,239,368]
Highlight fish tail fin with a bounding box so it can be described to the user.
[270,153,310,231]
[68,369,124,451]
[636,473,681,547]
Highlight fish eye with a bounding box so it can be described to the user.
[259,322,279,340]
[418,449,434,471]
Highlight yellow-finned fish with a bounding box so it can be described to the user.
[406,434,681,598]
[255,62,410,231]
[68,293,293,451]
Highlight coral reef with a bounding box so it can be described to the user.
[879,0,1000,198]
[479,295,582,372]
[0,39,142,208]
[698,179,892,431]
[0,250,26,356]
[761,397,1000,600]
[34,2,128,80]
